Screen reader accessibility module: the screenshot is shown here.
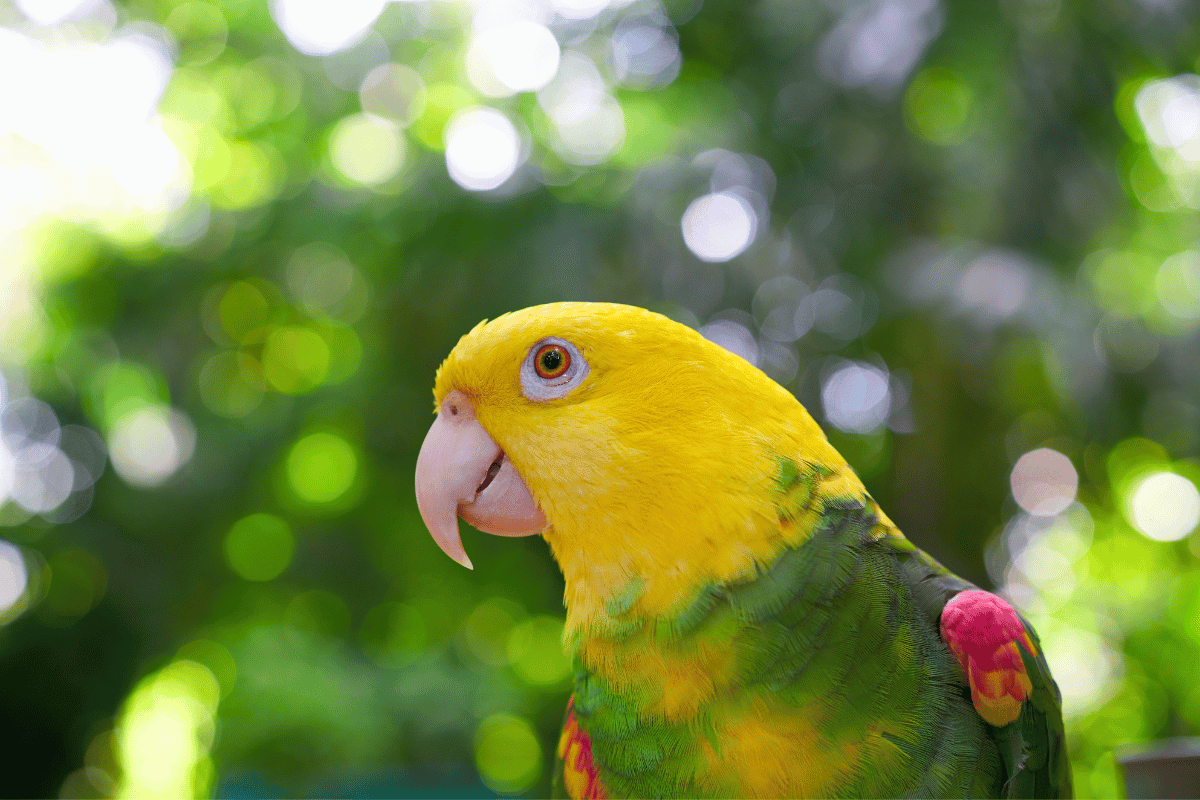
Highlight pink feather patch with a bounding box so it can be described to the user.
[939,589,1036,727]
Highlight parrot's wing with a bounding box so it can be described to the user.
[889,539,1072,799]
[995,626,1073,799]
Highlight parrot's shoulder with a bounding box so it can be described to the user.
[773,455,1071,798]
[937,587,1073,798]
[868,517,1073,799]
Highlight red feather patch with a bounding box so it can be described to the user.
[558,696,607,800]
[939,589,1036,727]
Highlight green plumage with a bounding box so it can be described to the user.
[553,458,1070,799]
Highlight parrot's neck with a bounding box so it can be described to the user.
[543,455,898,645]
[545,527,777,642]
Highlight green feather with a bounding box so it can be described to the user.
[556,456,1070,799]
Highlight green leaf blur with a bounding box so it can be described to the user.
[0,0,1198,798]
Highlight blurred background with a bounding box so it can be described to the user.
[0,0,1197,796]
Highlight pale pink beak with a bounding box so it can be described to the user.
[414,390,547,569]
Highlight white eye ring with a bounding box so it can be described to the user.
[520,337,589,402]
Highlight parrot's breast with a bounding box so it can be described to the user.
[562,462,1006,799]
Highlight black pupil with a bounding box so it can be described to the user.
[541,348,563,373]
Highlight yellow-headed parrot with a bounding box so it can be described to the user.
[415,302,1070,799]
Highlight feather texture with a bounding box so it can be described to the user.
[427,303,1070,799]
[556,459,1038,798]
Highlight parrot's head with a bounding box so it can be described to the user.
[414,302,856,624]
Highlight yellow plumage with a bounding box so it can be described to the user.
[432,302,882,639]
[419,301,1068,799]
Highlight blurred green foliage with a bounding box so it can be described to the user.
[0,0,1199,797]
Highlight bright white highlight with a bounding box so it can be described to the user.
[1135,75,1200,207]
[0,393,104,519]
[467,21,561,96]
[329,114,406,185]
[0,28,186,253]
[1,33,173,165]
[10,447,74,513]
[822,361,891,433]
[444,107,522,192]
[1010,448,1078,516]
[107,406,196,487]
[0,541,27,614]
[551,0,611,20]
[14,0,102,26]
[681,193,757,262]
[271,0,386,55]
[1127,471,1200,542]
[1136,75,1200,161]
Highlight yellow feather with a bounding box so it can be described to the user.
[579,627,736,722]
[695,696,862,798]
[432,303,936,797]
[432,303,880,640]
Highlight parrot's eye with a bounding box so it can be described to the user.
[534,344,570,378]
[521,337,589,401]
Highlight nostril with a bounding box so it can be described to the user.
[442,390,473,420]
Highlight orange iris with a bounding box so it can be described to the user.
[535,344,570,379]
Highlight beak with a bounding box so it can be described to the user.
[414,390,547,569]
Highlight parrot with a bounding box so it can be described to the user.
[414,302,1071,799]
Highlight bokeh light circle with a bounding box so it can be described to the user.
[1041,625,1124,720]
[701,319,757,365]
[551,96,625,166]
[285,432,357,505]
[0,540,28,614]
[271,0,386,56]
[681,192,757,262]
[507,616,571,686]
[551,0,610,20]
[444,107,521,192]
[1135,75,1200,154]
[14,0,99,26]
[261,326,330,394]
[1155,249,1200,324]
[1127,471,1200,541]
[474,713,542,794]
[329,114,406,186]
[224,513,295,581]
[821,361,891,434]
[114,659,220,797]
[359,63,426,127]
[107,406,196,487]
[468,22,561,96]
[1010,448,1078,516]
